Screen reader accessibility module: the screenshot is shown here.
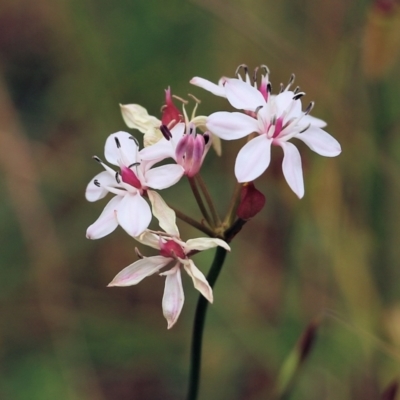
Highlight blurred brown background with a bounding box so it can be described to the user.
[1,0,400,399]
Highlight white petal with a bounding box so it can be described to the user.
[108,255,171,287]
[235,135,272,182]
[86,196,121,239]
[295,126,341,157]
[183,259,213,303]
[147,190,179,236]
[85,171,116,202]
[135,230,161,249]
[139,139,175,163]
[207,112,260,140]
[224,79,266,111]
[104,131,139,166]
[274,91,297,115]
[303,115,327,128]
[161,265,184,329]
[116,193,152,237]
[185,238,230,252]
[145,164,184,189]
[190,77,226,97]
[279,141,304,198]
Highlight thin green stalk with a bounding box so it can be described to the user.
[186,246,228,400]
[195,174,221,227]
[171,206,215,237]
[188,176,213,228]
[223,181,242,227]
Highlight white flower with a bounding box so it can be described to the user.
[202,76,341,198]
[85,131,184,239]
[108,191,230,329]
[139,122,212,177]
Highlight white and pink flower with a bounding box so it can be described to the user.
[85,131,184,239]
[108,191,230,329]
[192,67,341,198]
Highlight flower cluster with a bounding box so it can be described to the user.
[85,64,341,328]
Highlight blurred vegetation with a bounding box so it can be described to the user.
[0,0,400,399]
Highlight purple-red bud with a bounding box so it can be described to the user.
[381,381,399,400]
[161,87,183,128]
[236,182,266,220]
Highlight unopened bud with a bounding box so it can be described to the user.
[161,87,183,128]
[363,0,400,79]
[236,182,265,220]
[381,380,399,400]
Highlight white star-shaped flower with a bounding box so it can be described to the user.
[85,131,184,239]
[108,191,230,329]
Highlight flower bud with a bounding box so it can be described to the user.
[236,182,265,220]
[161,87,183,128]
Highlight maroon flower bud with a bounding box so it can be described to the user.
[236,182,265,220]
[161,87,183,128]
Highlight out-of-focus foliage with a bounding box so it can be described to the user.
[0,0,400,399]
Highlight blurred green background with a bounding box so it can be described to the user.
[1,0,400,399]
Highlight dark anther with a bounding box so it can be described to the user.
[93,156,102,163]
[299,123,311,133]
[94,179,101,187]
[115,172,121,183]
[255,105,264,115]
[235,64,248,78]
[203,133,210,145]
[267,83,272,94]
[304,101,314,115]
[128,136,139,146]
[293,92,306,101]
[253,67,258,84]
[115,137,121,148]
[190,126,194,135]
[271,115,277,125]
[287,73,295,88]
[160,124,173,140]
[293,86,300,94]
[128,162,140,168]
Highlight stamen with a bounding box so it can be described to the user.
[135,247,144,259]
[92,156,102,163]
[285,73,295,90]
[188,93,201,104]
[94,179,100,187]
[260,64,270,75]
[203,132,210,145]
[279,83,284,93]
[115,137,121,148]
[115,171,121,184]
[293,86,300,94]
[128,162,140,168]
[160,124,173,140]
[293,92,306,100]
[299,123,311,133]
[128,136,139,146]
[304,101,314,115]
[172,94,189,105]
[235,64,248,77]
[255,105,264,115]
[267,83,272,95]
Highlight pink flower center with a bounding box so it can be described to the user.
[159,239,186,259]
[120,166,142,189]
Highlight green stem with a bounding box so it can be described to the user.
[186,246,228,400]
[171,206,215,237]
[223,181,242,227]
[188,177,213,228]
[196,174,221,227]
